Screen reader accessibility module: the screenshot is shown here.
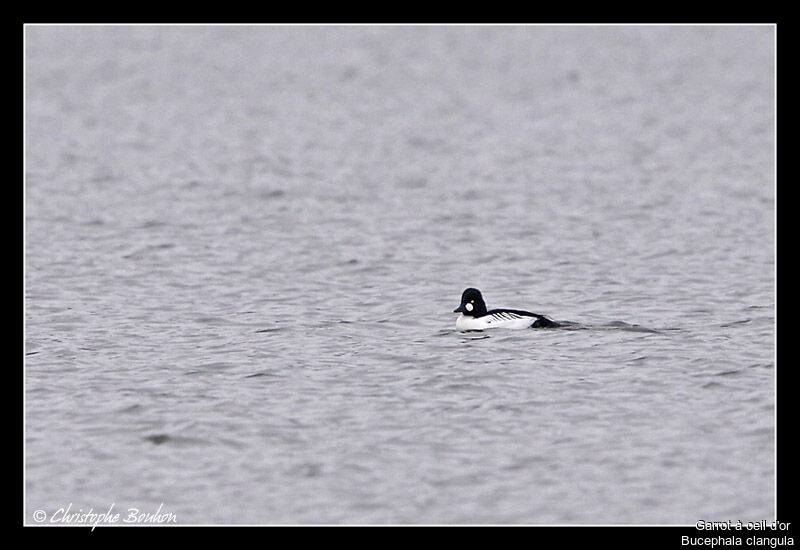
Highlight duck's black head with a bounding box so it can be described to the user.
[453,287,487,317]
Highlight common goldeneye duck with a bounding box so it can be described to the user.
[453,288,559,330]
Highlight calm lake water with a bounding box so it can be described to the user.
[25,25,775,524]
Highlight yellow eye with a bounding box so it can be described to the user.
[470,300,474,303]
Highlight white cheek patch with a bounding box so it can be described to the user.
[465,302,473,312]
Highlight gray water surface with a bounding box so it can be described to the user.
[25,25,775,524]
